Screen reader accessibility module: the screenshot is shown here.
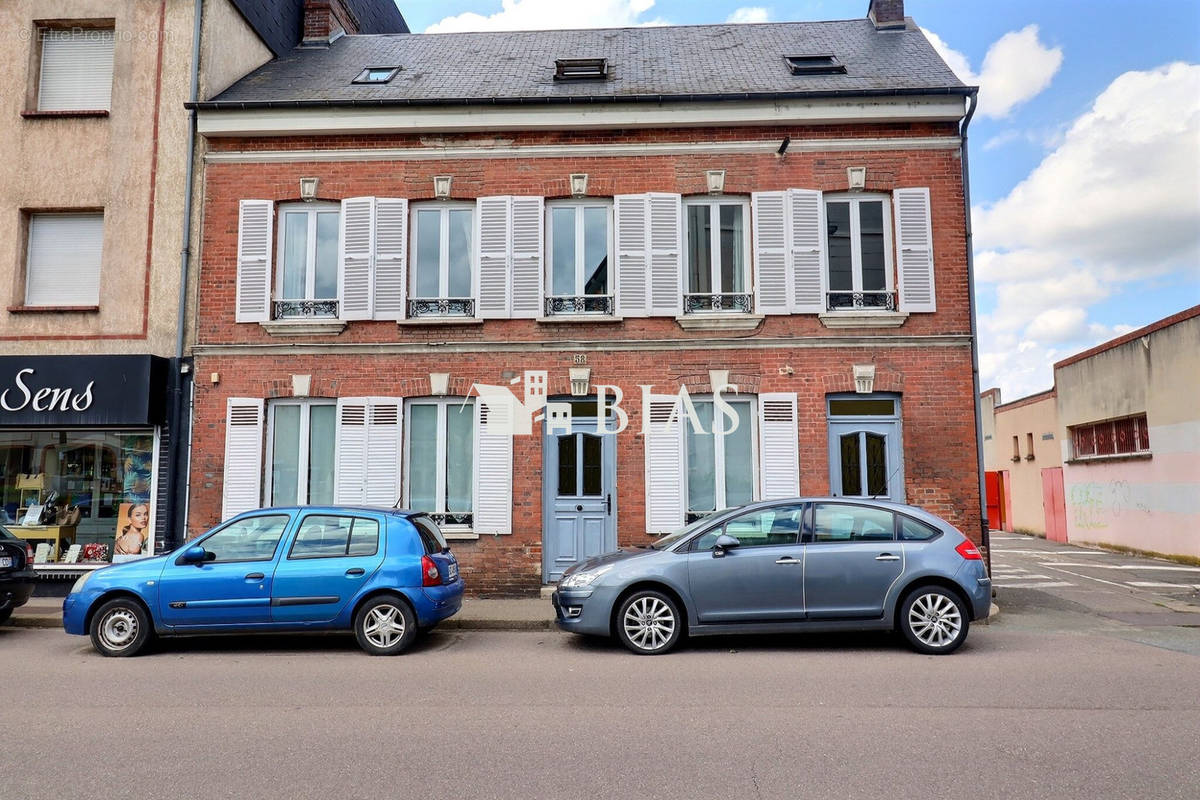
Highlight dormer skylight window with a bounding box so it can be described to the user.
[353,66,400,84]
[554,58,608,80]
[784,55,846,75]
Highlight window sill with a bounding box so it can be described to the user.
[537,315,624,324]
[818,311,909,329]
[1066,452,1152,466]
[8,304,99,314]
[21,110,109,119]
[674,314,764,331]
[442,530,479,541]
[397,317,484,326]
[259,319,347,336]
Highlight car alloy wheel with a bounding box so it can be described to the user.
[89,598,152,657]
[616,590,682,655]
[900,587,968,655]
[354,595,417,656]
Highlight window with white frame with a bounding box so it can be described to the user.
[36,26,115,112]
[685,398,756,522]
[25,212,104,307]
[546,201,613,315]
[684,197,751,313]
[275,203,339,318]
[825,193,894,311]
[405,398,475,527]
[409,203,474,317]
[266,400,336,506]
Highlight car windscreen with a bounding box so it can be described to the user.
[650,516,713,550]
[0,525,15,541]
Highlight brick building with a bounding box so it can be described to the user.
[188,0,986,594]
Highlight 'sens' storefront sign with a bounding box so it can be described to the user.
[0,356,168,427]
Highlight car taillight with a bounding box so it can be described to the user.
[25,544,35,567]
[421,555,441,587]
[955,540,983,560]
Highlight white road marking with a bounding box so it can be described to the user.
[994,581,1076,589]
[1037,563,1200,573]
[998,549,1109,556]
[1126,582,1200,589]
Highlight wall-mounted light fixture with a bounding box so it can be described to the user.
[847,166,867,191]
[853,364,876,394]
[569,173,589,197]
[569,367,591,397]
[433,175,452,199]
[299,177,320,201]
[706,169,726,195]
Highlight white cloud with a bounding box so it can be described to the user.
[923,25,1063,119]
[726,7,770,24]
[425,0,663,32]
[974,62,1200,399]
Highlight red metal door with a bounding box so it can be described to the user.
[984,471,1002,531]
[1041,467,1067,542]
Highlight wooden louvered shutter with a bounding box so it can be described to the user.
[757,393,800,500]
[365,399,403,506]
[894,188,936,312]
[235,200,273,323]
[788,189,826,314]
[510,196,544,318]
[334,399,368,504]
[614,194,649,317]
[647,193,683,316]
[644,395,684,533]
[373,198,408,320]
[222,399,264,520]
[751,192,792,314]
[476,196,511,319]
[339,197,375,320]
[473,397,513,534]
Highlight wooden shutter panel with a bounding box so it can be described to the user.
[38,29,114,112]
[644,395,684,533]
[365,399,403,506]
[788,189,826,314]
[510,196,544,318]
[339,197,375,320]
[334,399,368,504]
[751,192,792,315]
[647,193,683,316]
[614,194,649,317]
[373,198,408,320]
[222,399,264,520]
[235,200,273,323]
[758,393,800,500]
[476,196,511,319]
[894,188,936,312]
[473,397,513,534]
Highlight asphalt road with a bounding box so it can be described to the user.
[1,534,1197,800]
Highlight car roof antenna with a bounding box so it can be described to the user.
[870,462,904,501]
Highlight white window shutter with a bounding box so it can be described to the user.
[38,29,114,112]
[25,213,104,306]
[895,188,936,312]
[373,198,408,320]
[788,189,826,314]
[339,197,375,320]
[751,192,792,315]
[476,196,512,319]
[222,399,264,520]
[645,395,684,533]
[235,200,273,323]
[473,397,513,534]
[334,398,369,504]
[365,399,403,506]
[758,393,800,500]
[614,194,649,317]
[647,193,683,316]
[510,196,544,318]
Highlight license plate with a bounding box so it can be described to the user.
[0,556,11,568]
[446,562,458,582]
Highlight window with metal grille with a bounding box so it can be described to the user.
[1070,414,1150,459]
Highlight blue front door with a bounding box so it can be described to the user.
[271,513,386,624]
[827,394,904,503]
[543,414,616,583]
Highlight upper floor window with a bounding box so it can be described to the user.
[410,203,474,318]
[36,26,115,112]
[684,197,751,313]
[275,203,339,319]
[266,399,335,506]
[546,201,612,315]
[1071,414,1150,460]
[685,398,756,522]
[825,194,894,312]
[405,398,475,528]
[25,212,104,307]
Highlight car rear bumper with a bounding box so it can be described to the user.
[0,571,37,613]
[418,578,464,626]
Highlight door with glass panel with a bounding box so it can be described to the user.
[276,204,339,318]
[546,202,612,315]
[685,398,756,523]
[405,399,474,531]
[826,395,903,502]
[267,401,335,506]
[543,401,616,583]
[683,198,751,313]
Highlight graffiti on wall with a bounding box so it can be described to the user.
[1068,481,1154,530]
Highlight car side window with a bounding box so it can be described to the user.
[898,515,940,542]
[812,504,896,543]
[290,515,380,559]
[693,506,803,550]
[201,515,290,563]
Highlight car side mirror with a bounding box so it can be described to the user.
[181,546,209,565]
[712,534,740,557]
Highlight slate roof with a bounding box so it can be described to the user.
[230,0,409,59]
[201,18,969,108]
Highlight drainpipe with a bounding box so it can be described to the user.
[165,0,204,549]
[959,88,990,571]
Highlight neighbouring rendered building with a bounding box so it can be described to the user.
[981,388,1061,537]
[0,0,407,582]
[188,0,988,594]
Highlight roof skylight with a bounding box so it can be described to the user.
[554,58,608,80]
[784,55,846,75]
[353,66,401,84]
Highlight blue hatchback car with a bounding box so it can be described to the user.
[63,506,463,657]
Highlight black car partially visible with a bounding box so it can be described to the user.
[0,526,37,626]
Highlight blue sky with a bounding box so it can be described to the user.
[395,1,1200,400]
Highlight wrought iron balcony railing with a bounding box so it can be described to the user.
[273,299,339,319]
[426,512,474,528]
[544,295,614,316]
[826,291,896,311]
[407,298,476,318]
[683,293,753,313]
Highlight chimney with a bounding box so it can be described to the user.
[303,0,360,46]
[867,0,906,31]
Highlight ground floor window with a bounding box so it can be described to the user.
[266,400,335,506]
[685,398,756,522]
[405,398,474,527]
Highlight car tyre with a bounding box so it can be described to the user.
[0,607,12,626]
[899,586,969,655]
[354,595,417,656]
[90,598,152,657]
[615,589,683,655]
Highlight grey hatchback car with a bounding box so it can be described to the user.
[552,498,991,655]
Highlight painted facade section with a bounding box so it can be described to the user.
[987,390,1060,535]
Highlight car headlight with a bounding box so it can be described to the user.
[560,564,614,589]
[69,571,94,594]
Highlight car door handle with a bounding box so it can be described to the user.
[875,554,900,562]
[245,572,265,580]
[775,557,801,565]
[345,568,365,576]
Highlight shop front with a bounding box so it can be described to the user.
[0,356,170,586]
